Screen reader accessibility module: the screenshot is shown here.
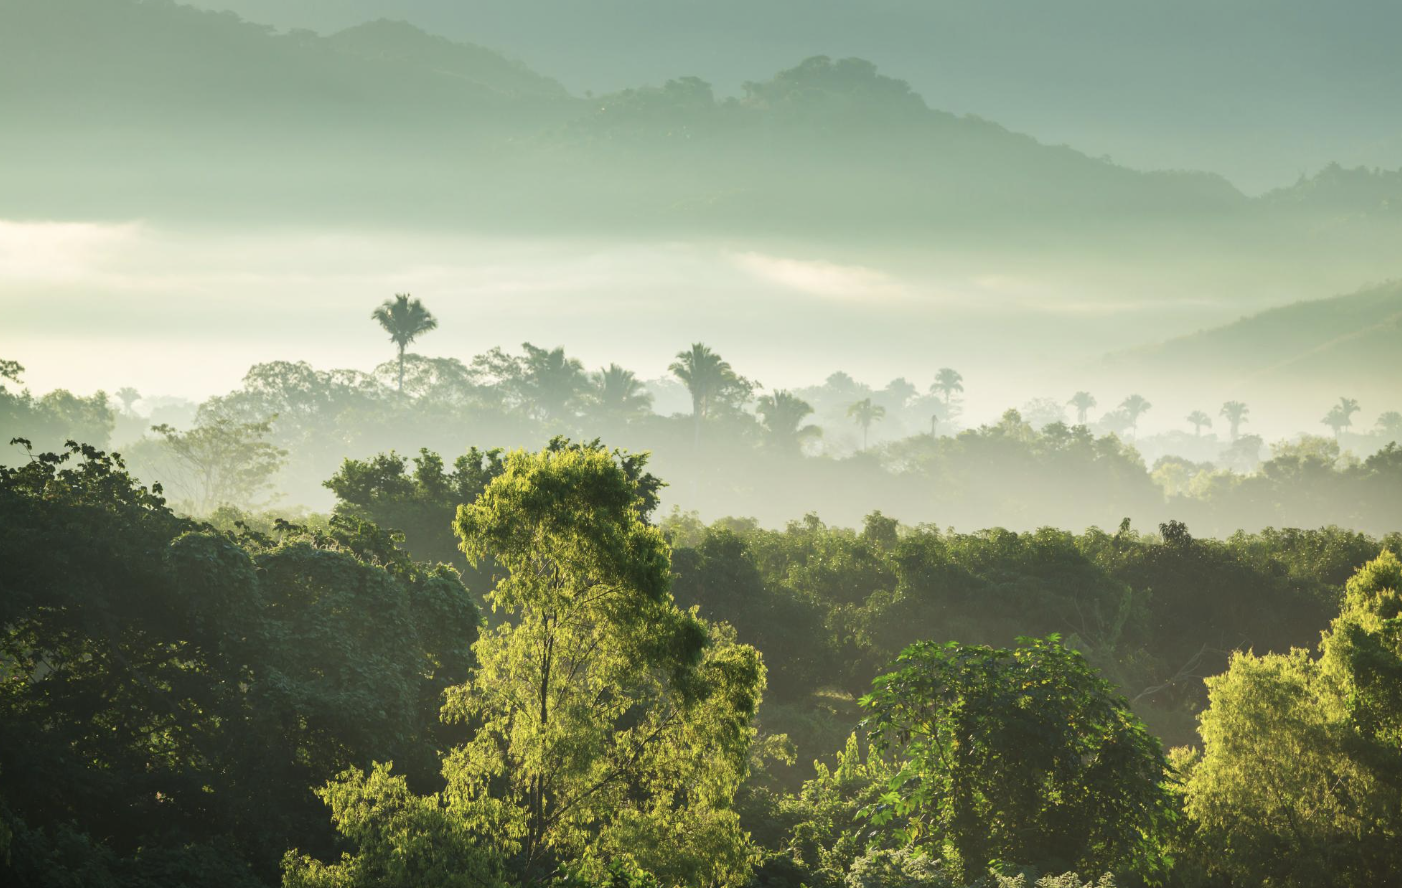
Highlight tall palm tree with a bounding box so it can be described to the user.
[115,386,142,416]
[1220,401,1249,441]
[757,390,821,454]
[1187,410,1212,437]
[372,294,438,394]
[1068,391,1097,426]
[1119,394,1152,436]
[593,364,653,420]
[669,343,735,447]
[931,368,964,406]
[847,398,886,451]
[1322,397,1361,438]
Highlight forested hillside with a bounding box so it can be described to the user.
[4,0,1400,265]
[1107,280,1402,402]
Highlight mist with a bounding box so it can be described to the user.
[4,3,1402,886]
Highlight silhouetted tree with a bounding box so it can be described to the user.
[1321,397,1360,438]
[1069,391,1096,425]
[931,368,963,407]
[1220,400,1249,441]
[520,343,587,422]
[1187,410,1212,437]
[1120,394,1152,435]
[847,398,886,451]
[372,294,438,394]
[669,343,748,447]
[1375,410,1402,443]
[757,390,821,454]
[115,386,142,416]
[592,363,653,420]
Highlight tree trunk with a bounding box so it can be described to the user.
[397,344,405,394]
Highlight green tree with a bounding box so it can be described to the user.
[0,442,481,885]
[1068,392,1097,426]
[1186,410,1212,437]
[1219,400,1249,441]
[861,637,1172,882]
[757,389,821,454]
[282,764,504,888]
[1118,394,1151,436]
[1183,551,1402,886]
[372,294,439,394]
[847,398,886,451]
[592,363,653,421]
[931,368,963,408]
[441,443,763,885]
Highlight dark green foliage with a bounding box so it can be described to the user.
[0,442,481,885]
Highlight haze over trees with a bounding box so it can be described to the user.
[5,2,1402,886]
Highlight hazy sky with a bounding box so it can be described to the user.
[187,0,1402,193]
[2,217,1315,436]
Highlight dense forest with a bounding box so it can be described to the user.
[6,1,1402,886]
[3,433,1401,887]
[4,300,1402,886]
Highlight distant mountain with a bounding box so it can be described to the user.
[2,0,1400,272]
[324,19,569,101]
[1107,282,1402,400]
[183,0,1402,194]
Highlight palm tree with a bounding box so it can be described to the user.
[669,343,735,447]
[115,386,142,416]
[1375,411,1402,443]
[1220,401,1249,441]
[1119,394,1152,436]
[372,294,438,394]
[521,343,587,421]
[1322,397,1361,438]
[931,368,964,406]
[757,390,821,454]
[847,398,886,451]
[1187,410,1212,437]
[1068,391,1096,426]
[593,364,653,419]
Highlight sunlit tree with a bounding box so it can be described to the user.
[847,398,886,451]
[372,294,438,394]
[441,443,762,885]
[757,389,821,454]
[1068,391,1097,426]
[1220,400,1249,441]
[1187,410,1212,437]
[1183,552,1402,885]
